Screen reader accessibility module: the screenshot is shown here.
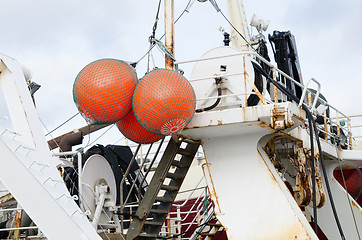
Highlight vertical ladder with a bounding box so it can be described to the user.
[126,137,201,240]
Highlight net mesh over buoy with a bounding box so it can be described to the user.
[116,110,163,144]
[132,69,195,135]
[73,59,137,124]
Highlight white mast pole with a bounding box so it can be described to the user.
[165,0,175,70]
[226,0,251,51]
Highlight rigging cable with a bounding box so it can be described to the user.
[39,117,61,152]
[45,112,79,136]
[147,0,162,72]
[136,0,193,65]
[252,62,346,239]
[86,123,115,148]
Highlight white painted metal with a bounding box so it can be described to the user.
[0,55,101,239]
[184,124,317,238]
[78,151,83,208]
[182,103,318,239]
[0,136,101,240]
[190,46,256,109]
[306,162,362,240]
[0,54,55,161]
[226,0,251,51]
[298,77,322,114]
[80,154,117,225]
[92,185,108,228]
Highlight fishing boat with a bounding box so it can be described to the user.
[0,0,361,239]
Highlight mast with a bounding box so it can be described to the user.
[226,0,251,51]
[164,0,174,70]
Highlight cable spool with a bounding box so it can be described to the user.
[73,59,137,124]
[116,109,163,144]
[132,69,196,136]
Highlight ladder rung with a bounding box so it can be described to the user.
[160,184,179,191]
[155,196,173,203]
[177,148,192,156]
[137,233,158,238]
[166,172,185,180]
[171,160,188,168]
[200,232,216,236]
[208,223,222,228]
[149,208,169,214]
[144,220,164,226]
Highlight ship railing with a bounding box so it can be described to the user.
[169,177,208,237]
[348,114,362,139]
[175,51,354,149]
[157,176,211,240]
[0,207,43,239]
[126,137,171,171]
[119,138,173,233]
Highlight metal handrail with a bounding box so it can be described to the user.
[173,175,205,209]
[176,50,355,148]
[0,226,38,231]
[298,77,321,114]
[176,50,350,118]
[119,143,141,233]
[123,143,154,206]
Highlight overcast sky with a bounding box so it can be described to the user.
[1,0,361,146]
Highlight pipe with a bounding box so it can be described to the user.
[59,131,83,152]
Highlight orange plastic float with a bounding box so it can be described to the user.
[73,59,137,123]
[132,69,195,135]
[116,110,163,144]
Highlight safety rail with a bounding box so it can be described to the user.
[175,51,355,149]
[0,207,42,239]
[349,114,362,139]
[155,177,211,240]
[169,177,208,238]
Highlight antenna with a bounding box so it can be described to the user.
[250,14,270,43]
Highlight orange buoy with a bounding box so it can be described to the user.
[132,69,195,135]
[116,110,163,144]
[73,59,137,123]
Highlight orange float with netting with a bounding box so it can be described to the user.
[73,59,137,124]
[132,69,195,135]
[116,110,163,144]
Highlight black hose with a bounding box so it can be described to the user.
[311,117,346,240]
[196,78,222,113]
[307,112,318,234]
[252,62,345,239]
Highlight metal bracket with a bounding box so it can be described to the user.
[271,106,295,130]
